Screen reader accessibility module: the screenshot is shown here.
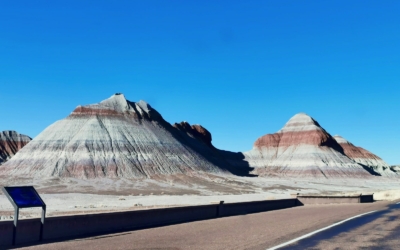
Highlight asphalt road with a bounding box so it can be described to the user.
[280,202,400,250]
[13,201,398,250]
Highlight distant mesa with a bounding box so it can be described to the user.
[0,131,31,165]
[333,135,397,177]
[243,113,372,178]
[0,94,231,179]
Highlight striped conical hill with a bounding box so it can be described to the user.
[0,94,229,179]
[244,113,372,178]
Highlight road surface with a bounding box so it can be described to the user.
[13,200,399,250]
[279,202,400,249]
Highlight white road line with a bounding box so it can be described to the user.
[267,210,377,250]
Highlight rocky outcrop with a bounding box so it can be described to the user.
[391,165,400,174]
[0,94,230,179]
[173,122,213,147]
[0,131,31,165]
[244,113,372,178]
[173,121,253,176]
[333,135,396,177]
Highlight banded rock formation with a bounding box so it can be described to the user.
[173,121,253,176]
[0,131,31,165]
[173,122,213,148]
[333,135,396,176]
[0,94,229,179]
[244,113,372,178]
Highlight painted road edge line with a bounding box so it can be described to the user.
[267,210,377,250]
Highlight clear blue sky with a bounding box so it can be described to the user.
[1,1,399,164]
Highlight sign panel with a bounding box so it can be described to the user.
[3,186,45,208]
[2,186,46,245]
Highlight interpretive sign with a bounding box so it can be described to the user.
[3,186,45,207]
[1,186,46,245]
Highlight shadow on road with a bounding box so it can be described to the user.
[279,202,400,250]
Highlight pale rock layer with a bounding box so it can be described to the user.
[334,135,396,177]
[0,94,228,178]
[391,165,400,174]
[0,131,31,165]
[243,113,371,178]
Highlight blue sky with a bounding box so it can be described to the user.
[1,1,399,164]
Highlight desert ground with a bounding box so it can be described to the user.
[1,174,400,220]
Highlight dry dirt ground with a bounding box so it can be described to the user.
[1,173,400,219]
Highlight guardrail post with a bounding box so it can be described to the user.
[217,201,224,217]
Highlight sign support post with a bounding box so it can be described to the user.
[40,205,46,241]
[1,186,46,246]
[13,207,19,245]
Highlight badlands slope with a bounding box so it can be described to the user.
[0,97,394,182]
[173,121,252,176]
[0,94,235,179]
[333,135,397,177]
[243,113,372,178]
[0,131,31,165]
[1,96,400,219]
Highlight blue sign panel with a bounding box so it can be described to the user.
[2,186,46,245]
[3,186,45,208]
